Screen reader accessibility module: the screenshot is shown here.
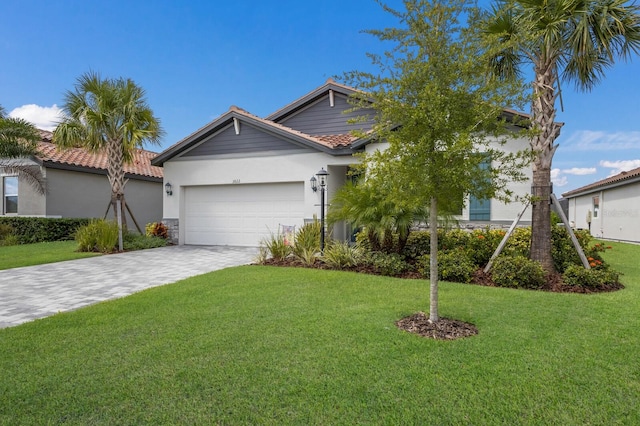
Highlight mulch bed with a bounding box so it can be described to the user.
[259,256,624,340]
[396,312,479,340]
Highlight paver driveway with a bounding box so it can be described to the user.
[0,245,258,329]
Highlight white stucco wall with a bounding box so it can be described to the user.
[163,152,357,241]
[568,183,640,242]
[364,136,532,223]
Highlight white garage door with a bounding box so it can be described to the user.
[184,182,305,246]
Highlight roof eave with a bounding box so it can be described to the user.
[562,175,640,198]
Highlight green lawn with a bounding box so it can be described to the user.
[0,242,638,424]
[0,240,99,270]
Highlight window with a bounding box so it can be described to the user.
[592,195,600,218]
[469,157,491,221]
[3,176,18,214]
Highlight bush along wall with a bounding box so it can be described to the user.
[0,217,90,243]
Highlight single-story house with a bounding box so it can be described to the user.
[0,130,163,229]
[151,79,532,246]
[562,167,640,243]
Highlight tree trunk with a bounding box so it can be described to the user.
[530,162,554,272]
[106,138,128,229]
[429,197,439,323]
[530,58,562,273]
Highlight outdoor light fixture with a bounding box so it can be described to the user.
[310,175,318,192]
[315,168,329,252]
[165,182,173,196]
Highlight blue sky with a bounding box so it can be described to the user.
[2,0,639,193]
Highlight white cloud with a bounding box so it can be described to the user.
[8,104,63,131]
[563,130,640,151]
[550,168,568,187]
[599,159,640,176]
[561,167,597,175]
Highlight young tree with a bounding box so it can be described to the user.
[343,0,531,322]
[54,72,163,249]
[0,105,45,193]
[484,0,640,272]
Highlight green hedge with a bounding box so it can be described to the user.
[0,217,90,243]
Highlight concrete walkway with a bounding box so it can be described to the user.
[0,245,258,329]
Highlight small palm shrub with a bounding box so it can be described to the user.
[260,232,291,261]
[365,252,412,277]
[292,221,321,266]
[418,249,476,283]
[491,255,546,289]
[563,264,619,289]
[322,241,364,269]
[75,220,119,253]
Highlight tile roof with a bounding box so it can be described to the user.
[562,166,640,197]
[35,130,163,179]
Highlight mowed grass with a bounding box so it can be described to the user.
[0,240,99,270]
[0,242,638,424]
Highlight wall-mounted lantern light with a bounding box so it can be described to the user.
[310,176,318,192]
[165,182,173,196]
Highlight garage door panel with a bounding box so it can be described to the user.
[184,183,304,246]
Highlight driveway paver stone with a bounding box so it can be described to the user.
[0,245,257,329]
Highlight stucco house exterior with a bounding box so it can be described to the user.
[0,130,163,229]
[562,167,640,243]
[152,79,532,246]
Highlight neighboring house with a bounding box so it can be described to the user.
[562,167,640,243]
[0,130,163,229]
[152,79,532,246]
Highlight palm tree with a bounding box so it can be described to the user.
[484,0,640,272]
[54,72,163,248]
[328,180,428,253]
[0,105,45,193]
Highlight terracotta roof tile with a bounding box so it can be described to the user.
[562,166,640,197]
[36,130,163,179]
[314,134,358,148]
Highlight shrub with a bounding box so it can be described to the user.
[123,232,168,250]
[0,217,90,243]
[75,220,119,253]
[402,230,431,260]
[563,264,619,289]
[0,223,14,240]
[365,252,412,277]
[491,255,546,289]
[466,228,504,267]
[0,234,19,247]
[503,227,531,257]
[0,223,17,246]
[260,232,291,261]
[145,222,169,239]
[292,221,321,265]
[418,249,476,283]
[439,229,469,252]
[322,241,364,269]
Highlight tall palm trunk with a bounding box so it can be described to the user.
[106,138,128,230]
[530,58,562,273]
